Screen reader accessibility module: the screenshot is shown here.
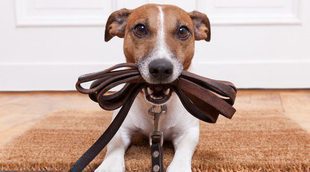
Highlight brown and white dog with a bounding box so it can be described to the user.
[96,4,210,172]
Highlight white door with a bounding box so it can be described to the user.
[0,0,309,90]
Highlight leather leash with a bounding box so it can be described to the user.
[71,63,237,171]
[149,105,166,172]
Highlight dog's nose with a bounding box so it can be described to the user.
[148,59,173,80]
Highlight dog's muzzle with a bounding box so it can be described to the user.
[144,59,174,104]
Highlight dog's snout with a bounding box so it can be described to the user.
[148,59,173,80]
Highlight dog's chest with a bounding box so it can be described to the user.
[129,93,198,139]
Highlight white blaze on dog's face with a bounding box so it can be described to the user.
[136,6,182,84]
[105,4,210,104]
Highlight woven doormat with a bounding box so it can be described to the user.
[0,109,309,172]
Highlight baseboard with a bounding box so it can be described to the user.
[1,60,309,91]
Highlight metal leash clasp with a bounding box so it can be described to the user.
[148,105,166,146]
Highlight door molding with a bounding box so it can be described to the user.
[15,0,301,26]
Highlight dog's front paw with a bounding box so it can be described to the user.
[95,158,125,172]
[166,161,191,172]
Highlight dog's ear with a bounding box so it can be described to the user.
[189,11,211,42]
[105,8,132,42]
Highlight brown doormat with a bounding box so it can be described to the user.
[0,109,309,172]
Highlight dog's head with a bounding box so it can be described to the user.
[105,4,210,104]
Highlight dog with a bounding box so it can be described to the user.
[96,4,210,172]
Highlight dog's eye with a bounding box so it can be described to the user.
[133,24,148,38]
[177,26,190,40]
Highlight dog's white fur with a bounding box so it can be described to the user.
[96,5,199,172]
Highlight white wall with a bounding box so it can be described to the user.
[0,0,309,91]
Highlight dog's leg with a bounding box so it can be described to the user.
[166,126,199,172]
[95,128,131,172]
[95,108,133,172]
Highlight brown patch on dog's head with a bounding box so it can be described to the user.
[104,4,211,69]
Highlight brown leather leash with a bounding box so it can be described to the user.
[71,63,237,172]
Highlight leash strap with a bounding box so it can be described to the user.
[151,134,164,172]
[148,105,165,172]
[70,84,143,171]
[72,63,237,171]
